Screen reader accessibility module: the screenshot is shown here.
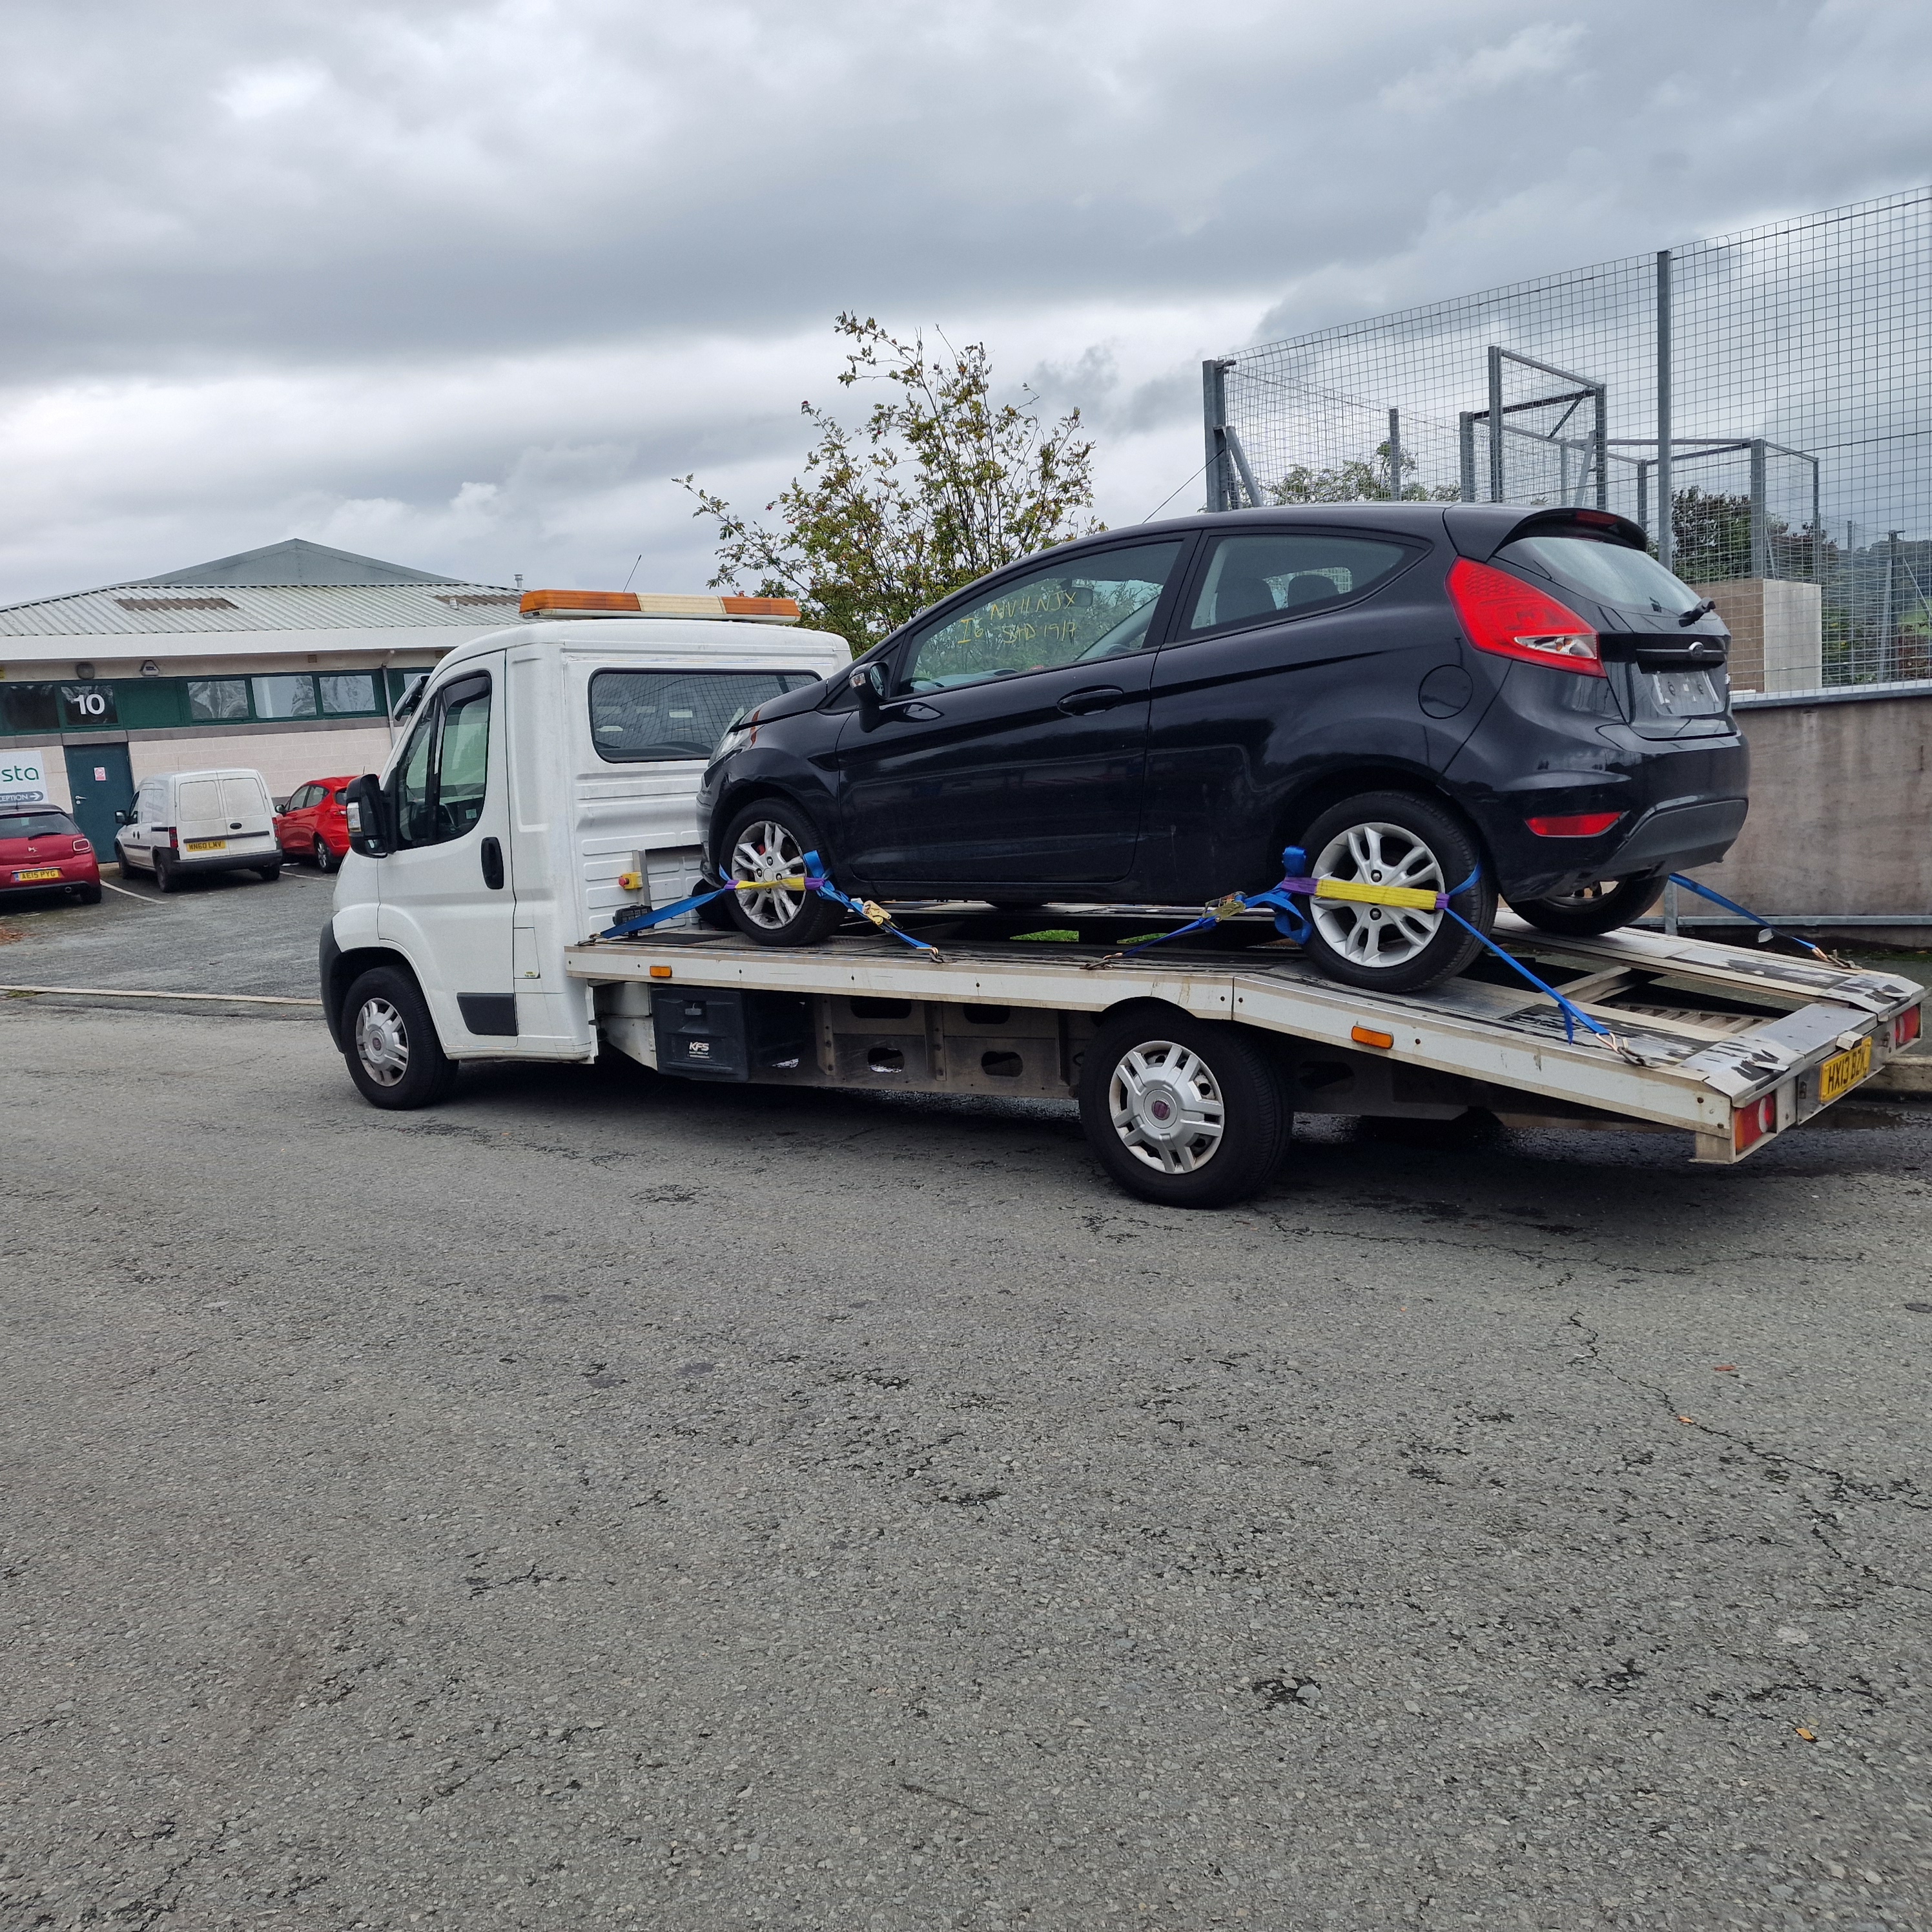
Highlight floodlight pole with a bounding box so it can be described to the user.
[1656,249,1674,571]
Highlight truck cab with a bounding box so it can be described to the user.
[320,591,848,1098]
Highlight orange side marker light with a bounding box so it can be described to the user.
[1351,1025,1395,1050]
[649,965,673,980]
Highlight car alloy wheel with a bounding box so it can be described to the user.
[729,818,808,932]
[355,996,410,1087]
[314,838,335,873]
[1107,1038,1226,1176]
[1308,819,1446,969]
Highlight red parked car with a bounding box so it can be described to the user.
[0,805,102,903]
[274,776,356,872]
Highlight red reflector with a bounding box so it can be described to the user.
[1733,1094,1778,1155]
[1446,559,1604,677]
[1897,1003,1922,1047]
[1525,812,1625,838]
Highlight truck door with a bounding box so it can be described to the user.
[376,656,519,1048]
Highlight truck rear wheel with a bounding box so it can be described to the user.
[342,967,459,1109]
[1080,1007,1291,1208]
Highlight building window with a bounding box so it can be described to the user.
[318,672,378,715]
[251,675,316,719]
[1,686,60,734]
[188,679,251,721]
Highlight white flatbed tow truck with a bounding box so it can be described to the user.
[565,903,1924,1206]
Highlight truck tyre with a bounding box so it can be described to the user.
[342,966,459,1109]
[1080,1007,1291,1209]
[719,799,846,948]
[1297,790,1492,993]
[1508,870,1666,937]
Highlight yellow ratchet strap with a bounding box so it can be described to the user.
[1315,878,1439,912]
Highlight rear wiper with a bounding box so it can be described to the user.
[1678,597,1718,627]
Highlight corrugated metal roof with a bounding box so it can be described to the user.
[0,581,522,639]
[133,537,460,588]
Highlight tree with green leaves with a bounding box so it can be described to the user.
[681,314,1102,657]
[1268,445,1459,504]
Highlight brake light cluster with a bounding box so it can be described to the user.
[1446,559,1603,676]
[1732,1091,1782,1155]
[1896,1003,1922,1049]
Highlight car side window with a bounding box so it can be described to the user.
[898,541,1186,694]
[1184,532,1412,635]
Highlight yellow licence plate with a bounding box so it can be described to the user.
[1819,1037,1873,1103]
[14,867,61,881]
[185,838,227,852]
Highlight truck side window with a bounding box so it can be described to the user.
[436,681,491,840]
[394,708,438,848]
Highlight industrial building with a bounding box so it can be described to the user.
[0,539,520,856]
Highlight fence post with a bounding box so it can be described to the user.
[1201,359,1235,513]
[1656,250,1674,573]
[1593,386,1609,511]
[1486,346,1505,502]
[1749,439,1768,577]
[1458,414,1475,502]
[1388,408,1403,501]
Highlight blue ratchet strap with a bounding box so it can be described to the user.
[1435,905,1633,1055]
[1665,872,1845,966]
[598,850,943,960]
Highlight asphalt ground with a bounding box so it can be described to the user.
[3,923,1930,1929]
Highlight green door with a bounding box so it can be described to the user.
[65,743,134,861]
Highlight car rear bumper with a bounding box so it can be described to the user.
[0,867,99,892]
[169,847,281,874]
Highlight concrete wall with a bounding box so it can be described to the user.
[1682,684,1932,940]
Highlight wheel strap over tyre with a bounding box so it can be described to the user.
[593,849,943,960]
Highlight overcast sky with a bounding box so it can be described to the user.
[0,0,1925,603]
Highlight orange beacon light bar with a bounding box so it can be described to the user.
[519,590,801,624]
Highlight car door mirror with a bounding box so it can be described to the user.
[113,808,132,825]
[851,661,885,728]
[343,773,392,857]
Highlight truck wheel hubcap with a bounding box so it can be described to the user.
[356,996,409,1085]
[1310,820,1445,968]
[731,821,807,930]
[1109,1040,1225,1174]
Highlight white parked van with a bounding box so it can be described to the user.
[114,768,282,892]
[320,592,847,1102]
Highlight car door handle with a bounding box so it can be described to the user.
[480,836,505,890]
[1056,686,1126,715]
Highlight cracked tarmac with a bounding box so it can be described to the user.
[2,1002,1929,1931]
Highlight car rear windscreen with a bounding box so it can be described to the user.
[1499,535,1704,616]
[588,670,821,763]
[0,812,77,839]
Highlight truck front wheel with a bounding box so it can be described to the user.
[342,966,459,1109]
[1079,1009,1291,1208]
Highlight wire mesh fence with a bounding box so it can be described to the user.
[1210,187,1931,690]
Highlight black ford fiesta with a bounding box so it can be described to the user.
[697,503,1747,991]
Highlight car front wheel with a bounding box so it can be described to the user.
[1296,790,1493,992]
[1508,871,1665,936]
[342,967,459,1109]
[719,799,846,948]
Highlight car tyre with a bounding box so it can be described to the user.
[151,852,175,894]
[1508,870,1666,937]
[342,966,459,1109]
[718,799,846,948]
[77,883,102,905]
[1079,1006,1291,1209]
[313,838,336,874]
[1297,790,1493,992]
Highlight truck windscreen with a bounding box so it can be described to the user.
[588,670,819,763]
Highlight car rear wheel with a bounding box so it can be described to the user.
[342,967,458,1109]
[256,863,282,882]
[1079,1007,1291,1208]
[1297,791,1492,992]
[151,852,175,894]
[313,837,336,874]
[719,799,845,948]
[1508,871,1665,937]
[77,883,101,905]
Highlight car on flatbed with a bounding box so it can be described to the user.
[697,503,1747,991]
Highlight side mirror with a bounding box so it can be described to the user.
[344,774,392,858]
[851,661,885,728]
[113,808,132,825]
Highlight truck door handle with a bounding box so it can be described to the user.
[480,836,504,890]
[1056,686,1125,715]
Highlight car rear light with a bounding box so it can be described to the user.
[72,837,91,854]
[1896,1003,1922,1049]
[1733,1092,1780,1155]
[1446,558,1604,676]
[1525,812,1625,838]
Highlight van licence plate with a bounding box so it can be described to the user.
[185,838,227,852]
[13,867,61,881]
[1818,1037,1872,1102]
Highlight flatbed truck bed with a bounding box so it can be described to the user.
[564,906,1923,1203]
